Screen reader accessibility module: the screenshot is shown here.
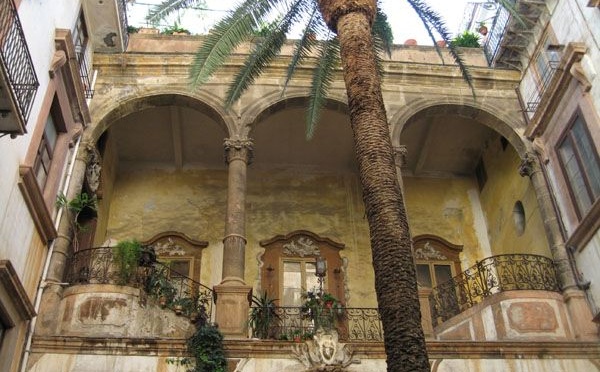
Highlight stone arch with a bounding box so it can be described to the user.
[86,91,234,143]
[241,89,348,136]
[390,100,530,157]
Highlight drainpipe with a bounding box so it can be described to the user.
[19,135,82,372]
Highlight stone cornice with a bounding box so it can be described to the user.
[31,336,600,360]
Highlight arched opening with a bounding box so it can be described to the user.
[399,104,550,267]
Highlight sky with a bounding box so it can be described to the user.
[128,0,474,45]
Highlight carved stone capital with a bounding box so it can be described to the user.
[85,145,102,195]
[224,138,253,164]
[518,152,541,178]
[393,145,408,167]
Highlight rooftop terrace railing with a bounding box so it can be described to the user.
[429,254,560,328]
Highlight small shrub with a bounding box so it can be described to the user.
[113,239,142,284]
[451,31,481,48]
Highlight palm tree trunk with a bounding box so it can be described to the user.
[318,1,429,371]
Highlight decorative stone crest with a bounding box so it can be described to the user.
[150,238,186,256]
[85,145,102,195]
[393,145,408,168]
[224,138,254,164]
[414,241,447,260]
[292,329,358,371]
[283,236,320,257]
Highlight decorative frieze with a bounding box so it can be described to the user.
[283,236,320,257]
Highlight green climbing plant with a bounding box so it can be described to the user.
[112,239,142,285]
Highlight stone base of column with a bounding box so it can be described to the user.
[213,277,252,339]
[563,287,599,340]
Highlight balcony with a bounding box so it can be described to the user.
[82,0,129,53]
[0,0,39,137]
[429,254,560,328]
[65,246,213,324]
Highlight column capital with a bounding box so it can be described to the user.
[393,145,408,167]
[518,151,541,178]
[224,138,254,165]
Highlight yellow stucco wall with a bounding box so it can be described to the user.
[104,168,227,286]
[479,139,549,257]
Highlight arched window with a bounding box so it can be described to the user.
[413,235,462,289]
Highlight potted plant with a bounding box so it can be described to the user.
[477,22,488,36]
[112,239,142,284]
[56,192,97,252]
[187,324,227,372]
[146,266,176,307]
[451,31,481,48]
[248,291,279,339]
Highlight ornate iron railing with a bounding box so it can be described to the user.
[429,254,560,328]
[483,1,512,66]
[250,306,383,342]
[0,0,39,127]
[524,59,560,113]
[65,246,213,324]
[75,50,94,99]
[117,0,129,50]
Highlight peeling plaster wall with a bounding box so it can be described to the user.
[479,140,549,257]
[403,176,483,268]
[104,168,227,287]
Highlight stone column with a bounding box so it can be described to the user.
[519,152,598,340]
[213,138,253,338]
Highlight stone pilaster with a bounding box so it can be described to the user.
[519,151,598,340]
[214,138,253,338]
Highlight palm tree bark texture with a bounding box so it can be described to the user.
[318,0,429,371]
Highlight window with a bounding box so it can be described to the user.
[260,231,345,307]
[282,260,322,306]
[0,317,6,350]
[413,235,462,290]
[557,114,600,218]
[72,10,93,98]
[33,113,58,189]
[72,10,88,54]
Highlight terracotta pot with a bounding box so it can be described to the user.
[478,26,488,36]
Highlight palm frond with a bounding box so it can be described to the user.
[372,8,393,58]
[371,8,394,80]
[406,0,475,99]
[281,5,323,95]
[189,0,285,90]
[145,0,205,26]
[306,36,340,140]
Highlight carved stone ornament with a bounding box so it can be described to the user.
[292,329,358,371]
[85,145,102,195]
[224,138,254,164]
[150,238,186,256]
[283,237,320,257]
[414,241,447,260]
[518,152,539,178]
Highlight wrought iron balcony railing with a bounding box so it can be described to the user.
[249,306,384,342]
[75,50,94,99]
[118,0,129,50]
[0,0,39,134]
[65,246,213,323]
[429,254,560,328]
[483,3,512,66]
[524,59,560,114]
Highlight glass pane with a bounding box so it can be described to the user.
[170,260,190,278]
[434,265,453,286]
[416,264,432,288]
[283,262,302,306]
[305,262,324,294]
[572,117,600,201]
[44,116,58,152]
[559,137,592,213]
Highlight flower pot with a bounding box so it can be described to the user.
[174,304,183,315]
[159,296,167,308]
[478,26,488,36]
